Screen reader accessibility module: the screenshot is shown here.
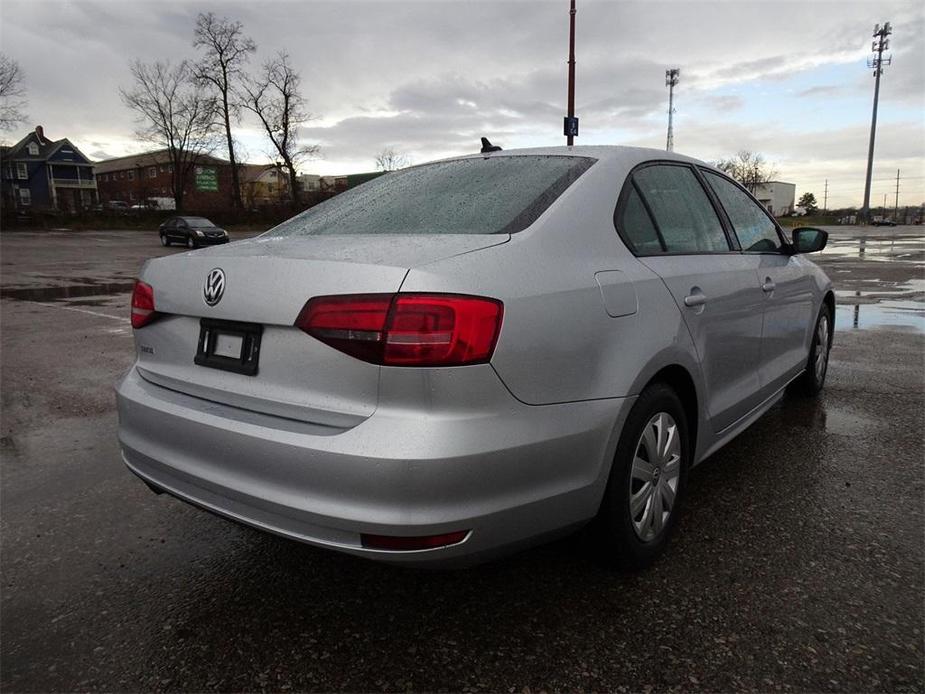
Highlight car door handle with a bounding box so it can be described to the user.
[762,279,776,293]
[683,292,707,307]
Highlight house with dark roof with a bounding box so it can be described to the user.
[1,125,98,212]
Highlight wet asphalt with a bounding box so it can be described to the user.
[1,227,923,693]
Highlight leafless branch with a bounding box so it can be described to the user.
[0,53,28,131]
[374,148,410,172]
[120,59,219,211]
[193,12,255,208]
[242,52,319,205]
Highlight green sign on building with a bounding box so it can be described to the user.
[195,166,218,192]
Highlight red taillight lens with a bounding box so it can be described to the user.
[360,530,470,551]
[131,280,159,329]
[295,293,503,366]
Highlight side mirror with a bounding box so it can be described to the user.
[791,227,828,254]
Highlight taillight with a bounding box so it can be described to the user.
[131,280,159,329]
[295,293,503,366]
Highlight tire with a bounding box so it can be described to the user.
[595,382,690,569]
[186,235,196,249]
[160,233,170,247]
[789,304,833,397]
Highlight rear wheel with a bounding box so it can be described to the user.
[596,383,689,569]
[790,304,832,396]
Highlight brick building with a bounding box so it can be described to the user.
[95,150,234,212]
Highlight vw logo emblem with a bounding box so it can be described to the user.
[203,268,225,306]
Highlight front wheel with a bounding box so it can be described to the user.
[160,233,170,247]
[186,235,196,249]
[790,304,833,397]
[596,382,689,569]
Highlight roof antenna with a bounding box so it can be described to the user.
[480,137,502,153]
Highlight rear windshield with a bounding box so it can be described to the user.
[184,217,216,227]
[265,155,595,237]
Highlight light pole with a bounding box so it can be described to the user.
[665,68,680,152]
[861,22,892,224]
[564,0,578,146]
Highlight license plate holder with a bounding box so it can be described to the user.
[194,318,263,376]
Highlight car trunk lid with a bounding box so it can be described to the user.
[133,234,507,427]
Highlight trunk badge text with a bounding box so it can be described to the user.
[203,268,226,307]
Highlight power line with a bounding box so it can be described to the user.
[861,21,892,223]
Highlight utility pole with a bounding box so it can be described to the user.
[894,169,900,219]
[823,179,828,213]
[861,22,892,224]
[564,0,578,146]
[665,68,680,152]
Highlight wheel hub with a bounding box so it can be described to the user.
[629,412,681,542]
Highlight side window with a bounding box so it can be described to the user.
[618,185,663,254]
[703,171,782,252]
[633,165,729,253]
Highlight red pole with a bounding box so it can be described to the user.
[567,0,576,146]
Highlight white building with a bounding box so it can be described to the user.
[752,181,796,216]
[297,174,321,192]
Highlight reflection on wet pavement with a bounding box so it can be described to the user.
[817,235,925,263]
[0,281,135,302]
[835,300,925,333]
[819,234,925,334]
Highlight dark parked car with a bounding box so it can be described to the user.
[159,216,230,248]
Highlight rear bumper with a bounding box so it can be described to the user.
[116,366,632,566]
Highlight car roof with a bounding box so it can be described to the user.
[430,144,711,170]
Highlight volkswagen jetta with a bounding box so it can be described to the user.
[117,146,833,567]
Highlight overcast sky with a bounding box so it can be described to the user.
[2,0,923,207]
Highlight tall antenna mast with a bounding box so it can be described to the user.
[861,22,892,223]
[564,0,578,146]
[665,68,680,151]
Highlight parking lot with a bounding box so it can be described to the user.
[1,226,922,692]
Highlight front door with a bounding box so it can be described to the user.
[700,170,816,398]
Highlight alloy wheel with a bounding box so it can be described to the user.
[629,412,681,542]
[815,314,830,382]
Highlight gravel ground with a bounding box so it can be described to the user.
[1,226,923,692]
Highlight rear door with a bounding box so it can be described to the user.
[619,163,766,433]
[163,218,178,239]
[701,170,816,397]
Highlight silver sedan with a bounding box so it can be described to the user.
[117,145,834,567]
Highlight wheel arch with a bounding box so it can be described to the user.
[645,364,700,461]
[822,290,835,319]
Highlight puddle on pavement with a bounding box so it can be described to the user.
[0,281,135,302]
[818,236,925,264]
[836,300,925,333]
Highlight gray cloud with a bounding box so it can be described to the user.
[0,0,922,202]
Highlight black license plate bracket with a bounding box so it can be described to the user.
[194,318,263,376]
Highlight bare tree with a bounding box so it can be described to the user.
[714,151,777,193]
[193,12,255,210]
[243,52,318,205]
[120,60,218,211]
[374,147,410,172]
[0,53,28,131]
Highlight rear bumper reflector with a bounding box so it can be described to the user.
[360,530,470,551]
